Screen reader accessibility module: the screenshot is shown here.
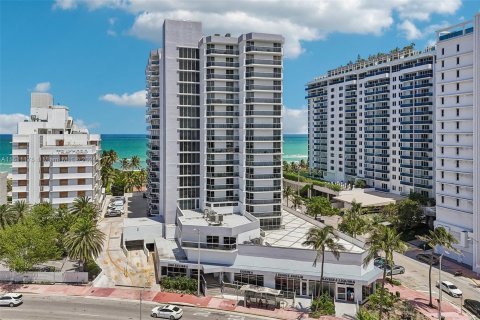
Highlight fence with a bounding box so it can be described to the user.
[0,271,88,284]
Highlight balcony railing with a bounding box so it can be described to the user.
[206,99,239,104]
[245,173,281,179]
[207,184,240,190]
[206,123,239,128]
[206,61,239,68]
[246,85,282,91]
[245,59,282,65]
[206,136,240,141]
[206,74,240,80]
[245,161,281,166]
[246,199,282,204]
[206,86,240,92]
[206,196,239,202]
[246,186,281,192]
[206,111,240,117]
[206,148,239,153]
[245,46,282,53]
[206,160,239,165]
[245,123,281,129]
[182,241,237,251]
[245,148,282,154]
[245,110,281,116]
[245,72,282,78]
[206,172,240,177]
[206,48,239,55]
[245,98,281,103]
[245,136,282,141]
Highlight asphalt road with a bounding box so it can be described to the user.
[0,294,269,320]
[393,252,480,310]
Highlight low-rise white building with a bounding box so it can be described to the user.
[11,93,102,207]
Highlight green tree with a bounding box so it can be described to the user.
[306,196,335,219]
[101,149,119,191]
[408,191,429,206]
[10,200,29,223]
[283,160,291,172]
[395,199,423,231]
[356,307,378,320]
[283,186,294,207]
[123,170,137,193]
[302,226,345,297]
[134,169,147,191]
[291,193,303,210]
[120,158,131,171]
[363,226,407,320]
[339,201,369,237]
[0,204,14,229]
[379,203,398,224]
[130,155,141,170]
[355,180,366,188]
[64,217,105,271]
[0,216,62,271]
[417,227,460,307]
[70,196,96,218]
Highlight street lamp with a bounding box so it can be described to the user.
[194,228,201,296]
[438,250,449,320]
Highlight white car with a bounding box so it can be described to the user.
[112,196,125,204]
[0,293,23,307]
[109,199,124,207]
[437,280,463,297]
[151,304,183,319]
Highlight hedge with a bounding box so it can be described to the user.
[283,171,342,192]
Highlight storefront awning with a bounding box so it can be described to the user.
[240,284,281,296]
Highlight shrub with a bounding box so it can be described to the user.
[356,307,378,320]
[310,292,335,318]
[160,276,197,294]
[85,260,101,281]
[283,171,342,192]
[386,277,402,286]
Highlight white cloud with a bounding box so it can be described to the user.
[75,119,100,130]
[107,29,117,36]
[53,0,77,10]
[283,107,308,134]
[33,82,51,92]
[398,20,422,40]
[99,90,146,107]
[0,114,28,134]
[53,0,462,58]
[398,20,451,40]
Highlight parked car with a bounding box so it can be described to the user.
[109,199,124,207]
[464,299,480,317]
[374,257,386,267]
[436,280,462,297]
[111,196,125,204]
[151,304,183,319]
[105,209,122,217]
[0,293,23,307]
[385,264,405,275]
[416,253,439,265]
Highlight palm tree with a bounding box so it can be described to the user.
[302,226,345,297]
[291,194,303,210]
[70,196,92,216]
[120,158,131,171]
[0,204,13,229]
[283,186,294,207]
[123,170,137,193]
[339,201,369,237]
[283,160,290,172]
[11,200,29,223]
[130,155,141,170]
[64,217,105,271]
[417,227,460,307]
[134,169,147,192]
[363,226,407,320]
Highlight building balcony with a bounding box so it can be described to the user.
[245,110,281,116]
[245,148,282,154]
[245,186,281,192]
[245,173,281,179]
[206,160,239,165]
[206,111,240,117]
[246,199,282,205]
[206,86,240,92]
[246,85,282,91]
[206,61,239,68]
[245,161,281,166]
[206,99,239,105]
[206,196,240,202]
[245,136,282,141]
[206,123,239,129]
[245,123,281,129]
[206,136,240,141]
[206,148,239,153]
[245,46,282,53]
[206,172,240,178]
[206,74,240,80]
[207,184,240,190]
[206,48,239,55]
[182,241,237,251]
[245,59,282,66]
[245,97,281,104]
[245,72,282,79]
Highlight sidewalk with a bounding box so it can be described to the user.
[385,283,469,320]
[0,283,317,320]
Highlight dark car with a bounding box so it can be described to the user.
[416,253,439,265]
[105,210,122,217]
[374,257,386,267]
[464,299,480,317]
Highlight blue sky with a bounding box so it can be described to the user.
[0,0,478,134]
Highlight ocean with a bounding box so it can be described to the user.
[0,134,307,172]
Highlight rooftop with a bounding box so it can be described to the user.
[179,209,253,228]
[333,189,404,207]
[264,210,363,253]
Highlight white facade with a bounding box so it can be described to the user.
[144,19,381,303]
[434,14,480,272]
[307,48,435,198]
[0,172,7,204]
[11,93,102,207]
[146,20,283,233]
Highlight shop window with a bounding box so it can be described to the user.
[234,273,264,286]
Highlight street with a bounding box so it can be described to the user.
[394,252,480,309]
[0,294,269,320]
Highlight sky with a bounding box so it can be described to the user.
[0,0,478,134]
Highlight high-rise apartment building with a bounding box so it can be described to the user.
[11,93,102,207]
[434,14,480,272]
[146,20,283,236]
[306,48,435,197]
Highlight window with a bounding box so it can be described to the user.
[441,159,444,166]
[441,147,444,154]
[60,192,68,198]
[457,70,460,78]
[77,178,86,185]
[456,44,460,52]
[441,73,444,80]
[235,273,264,286]
[441,184,444,191]
[441,97,444,105]
[456,57,460,65]
[441,60,444,68]
[60,167,68,173]
[456,83,460,91]
[441,196,444,203]
[78,167,86,173]
[441,122,444,129]
[441,134,444,142]
[457,96,460,104]
[441,48,445,55]
[456,173,459,181]
[456,160,459,168]
[441,109,444,117]
[456,147,459,155]
[60,179,68,186]
[456,199,460,207]
[77,191,86,197]
[456,122,460,129]
[441,85,444,92]
[456,135,459,142]
[456,186,459,194]
[456,109,460,116]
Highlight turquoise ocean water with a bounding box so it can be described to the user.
[0,133,307,172]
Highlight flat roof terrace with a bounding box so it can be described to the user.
[179,209,253,228]
[264,210,364,253]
